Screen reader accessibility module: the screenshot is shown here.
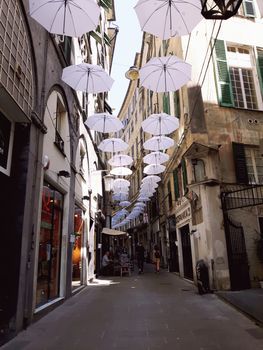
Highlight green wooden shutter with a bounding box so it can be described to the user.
[163,93,170,114]
[214,39,234,107]
[243,0,256,17]
[181,159,188,194]
[173,169,180,200]
[257,48,263,94]
[174,91,180,117]
[232,142,249,184]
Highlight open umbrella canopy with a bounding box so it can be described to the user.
[62,63,114,93]
[102,228,126,236]
[134,202,146,207]
[29,0,100,37]
[98,138,129,153]
[143,164,166,175]
[119,201,131,207]
[143,151,169,165]
[143,135,174,151]
[142,113,179,135]
[85,113,123,133]
[112,193,129,201]
[110,167,132,176]
[108,154,133,167]
[134,0,202,40]
[137,196,151,202]
[113,179,130,187]
[140,56,191,93]
[113,183,130,192]
[142,175,161,183]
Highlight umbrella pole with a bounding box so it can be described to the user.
[86,69,90,117]
[63,0,67,35]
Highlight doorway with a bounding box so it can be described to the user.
[168,216,179,272]
[180,224,193,280]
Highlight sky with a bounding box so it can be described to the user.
[108,0,142,115]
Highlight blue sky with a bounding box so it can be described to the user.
[109,0,142,115]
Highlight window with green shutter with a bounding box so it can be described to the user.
[214,39,234,107]
[163,93,170,114]
[173,169,180,200]
[181,159,188,194]
[232,142,249,184]
[257,48,263,94]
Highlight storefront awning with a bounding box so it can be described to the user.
[102,228,126,236]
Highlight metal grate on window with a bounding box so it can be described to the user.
[0,0,33,116]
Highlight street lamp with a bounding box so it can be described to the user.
[104,174,114,192]
[200,0,243,20]
[125,66,139,80]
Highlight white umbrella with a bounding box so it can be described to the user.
[140,56,191,93]
[143,151,169,165]
[134,0,202,40]
[119,201,131,207]
[108,154,133,167]
[142,175,161,183]
[137,197,150,202]
[112,193,128,201]
[143,136,174,151]
[134,202,146,207]
[142,113,179,135]
[110,167,132,176]
[62,63,114,93]
[98,138,129,153]
[85,113,123,133]
[29,0,100,37]
[113,184,130,192]
[143,164,166,175]
[113,179,130,187]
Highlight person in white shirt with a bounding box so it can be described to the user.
[101,251,113,275]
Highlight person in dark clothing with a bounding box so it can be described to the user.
[136,242,145,274]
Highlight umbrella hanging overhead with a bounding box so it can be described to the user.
[85,113,123,133]
[140,56,191,93]
[110,167,132,176]
[134,0,202,40]
[113,179,130,187]
[98,138,129,153]
[143,136,174,151]
[143,151,169,165]
[119,201,131,207]
[142,113,179,135]
[62,63,114,93]
[143,164,166,175]
[142,175,161,183]
[29,0,100,37]
[134,202,146,207]
[108,154,133,167]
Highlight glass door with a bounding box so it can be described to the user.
[36,183,63,307]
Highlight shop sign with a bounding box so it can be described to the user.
[0,111,14,176]
[176,207,191,225]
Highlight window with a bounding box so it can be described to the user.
[55,98,66,153]
[238,0,256,17]
[79,144,85,175]
[214,40,263,110]
[245,147,263,184]
[167,181,173,209]
[233,142,263,184]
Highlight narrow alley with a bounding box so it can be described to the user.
[2,267,263,350]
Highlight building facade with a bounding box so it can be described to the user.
[0,0,116,345]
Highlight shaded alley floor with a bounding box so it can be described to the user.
[2,265,263,350]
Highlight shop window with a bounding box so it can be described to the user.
[36,183,63,307]
[72,206,84,289]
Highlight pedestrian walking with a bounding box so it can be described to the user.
[153,245,161,273]
[136,242,145,274]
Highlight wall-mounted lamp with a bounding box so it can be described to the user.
[200,0,243,20]
[58,170,70,178]
[82,195,90,201]
[104,174,114,192]
[125,66,139,80]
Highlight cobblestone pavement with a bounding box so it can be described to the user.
[2,266,263,350]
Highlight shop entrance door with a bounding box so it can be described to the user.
[168,216,179,272]
[180,224,193,280]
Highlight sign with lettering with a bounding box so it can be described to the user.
[176,206,191,225]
